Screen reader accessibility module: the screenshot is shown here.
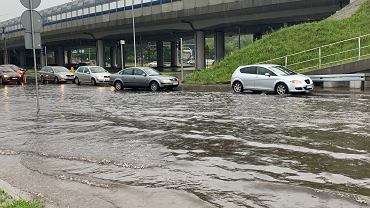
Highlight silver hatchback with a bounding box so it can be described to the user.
[231,64,313,95]
[74,66,111,86]
[110,67,179,91]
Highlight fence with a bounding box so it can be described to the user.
[260,33,370,73]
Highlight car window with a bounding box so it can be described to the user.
[240,67,256,74]
[123,68,134,75]
[134,69,146,76]
[257,67,276,76]
[77,67,84,73]
[83,68,90,74]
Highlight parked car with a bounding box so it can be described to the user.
[231,64,313,95]
[1,64,26,81]
[148,61,158,68]
[0,66,22,85]
[110,67,179,91]
[39,66,75,84]
[74,66,111,85]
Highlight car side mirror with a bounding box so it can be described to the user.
[265,73,271,77]
[142,74,147,77]
[86,72,90,74]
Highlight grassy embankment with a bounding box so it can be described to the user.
[0,190,42,208]
[186,0,370,84]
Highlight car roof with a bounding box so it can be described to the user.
[239,64,280,68]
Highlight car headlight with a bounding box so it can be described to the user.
[3,75,8,78]
[160,79,171,84]
[291,80,303,85]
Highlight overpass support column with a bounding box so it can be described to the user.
[195,31,205,69]
[19,50,26,67]
[57,47,65,66]
[97,40,105,67]
[170,41,178,67]
[215,31,225,62]
[156,41,164,68]
[67,50,72,64]
[40,50,45,67]
[110,46,117,68]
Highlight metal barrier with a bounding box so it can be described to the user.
[260,34,370,73]
[308,74,366,82]
[0,0,181,34]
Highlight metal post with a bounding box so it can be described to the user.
[318,47,322,69]
[45,46,48,66]
[358,37,361,61]
[120,43,124,71]
[29,0,40,113]
[180,38,184,83]
[132,0,137,67]
[285,56,288,67]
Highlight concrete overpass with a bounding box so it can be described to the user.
[0,0,349,69]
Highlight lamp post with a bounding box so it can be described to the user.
[132,0,137,67]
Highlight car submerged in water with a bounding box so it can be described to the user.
[231,64,313,95]
[110,67,179,91]
[74,66,111,86]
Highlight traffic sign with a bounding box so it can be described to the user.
[21,10,43,32]
[20,0,41,10]
[24,32,41,49]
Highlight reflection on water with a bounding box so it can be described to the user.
[0,84,370,207]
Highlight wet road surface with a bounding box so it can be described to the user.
[0,84,370,207]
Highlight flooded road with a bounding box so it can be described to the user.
[0,84,370,208]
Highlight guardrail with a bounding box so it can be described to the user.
[0,0,181,34]
[260,33,370,73]
[308,73,366,82]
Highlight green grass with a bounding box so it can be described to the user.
[0,190,42,208]
[186,0,370,84]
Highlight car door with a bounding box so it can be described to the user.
[75,67,84,82]
[45,67,53,81]
[133,68,149,87]
[82,67,91,83]
[239,66,257,90]
[121,68,134,87]
[254,66,278,91]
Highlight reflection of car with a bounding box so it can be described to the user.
[1,64,26,81]
[110,67,179,91]
[148,61,157,68]
[74,66,111,86]
[0,66,22,85]
[39,66,75,84]
[231,64,313,95]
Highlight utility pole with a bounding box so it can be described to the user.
[132,0,137,67]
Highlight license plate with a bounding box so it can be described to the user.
[173,82,179,85]
[306,85,313,90]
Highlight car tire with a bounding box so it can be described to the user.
[150,81,160,92]
[232,81,243,93]
[275,83,289,95]
[91,78,97,86]
[75,77,80,85]
[54,77,59,84]
[0,78,3,85]
[114,81,124,91]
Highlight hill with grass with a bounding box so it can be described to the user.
[186,0,370,84]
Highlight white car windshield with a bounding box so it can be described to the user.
[143,68,160,76]
[271,66,297,76]
[90,67,106,73]
[53,67,69,73]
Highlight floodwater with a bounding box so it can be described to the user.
[0,84,370,208]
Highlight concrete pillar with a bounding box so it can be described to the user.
[19,50,26,67]
[323,81,349,88]
[96,40,104,67]
[195,31,205,69]
[156,41,164,68]
[110,46,117,68]
[215,31,225,62]
[350,81,363,89]
[67,50,72,64]
[116,46,122,69]
[57,47,65,66]
[40,50,45,67]
[170,41,178,67]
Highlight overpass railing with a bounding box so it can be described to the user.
[0,0,181,34]
[259,33,370,73]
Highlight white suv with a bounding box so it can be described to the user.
[231,64,313,95]
[75,66,111,85]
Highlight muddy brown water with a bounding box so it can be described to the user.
[0,84,369,207]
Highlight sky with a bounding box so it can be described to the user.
[0,0,71,22]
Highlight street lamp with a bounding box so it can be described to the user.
[132,0,137,67]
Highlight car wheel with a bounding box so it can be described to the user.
[275,83,289,95]
[114,81,124,91]
[232,81,243,93]
[75,77,80,85]
[54,76,59,84]
[150,81,160,92]
[91,78,97,86]
[0,78,3,85]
